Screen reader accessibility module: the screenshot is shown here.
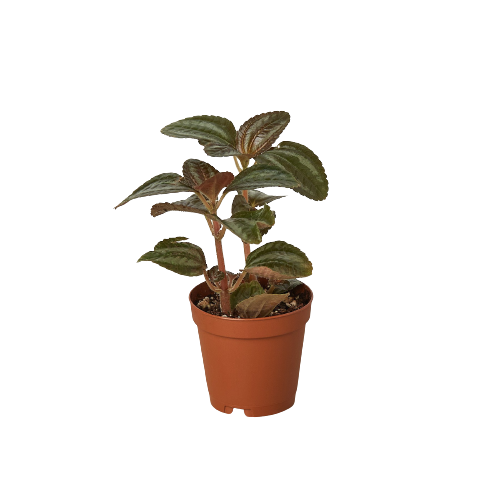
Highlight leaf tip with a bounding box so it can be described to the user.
[114,201,125,209]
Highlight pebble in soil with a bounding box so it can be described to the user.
[196,287,309,318]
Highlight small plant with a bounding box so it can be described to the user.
[115,111,328,317]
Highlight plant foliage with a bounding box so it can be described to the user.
[116,111,328,316]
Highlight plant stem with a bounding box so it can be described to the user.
[241,189,256,281]
[212,220,231,314]
[233,156,242,172]
[204,215,215,236]
[215,191,227,210]
[195,192,213,213]
[228,271,247,293]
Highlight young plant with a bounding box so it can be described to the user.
[115,111,328,317]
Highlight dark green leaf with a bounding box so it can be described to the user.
[235,293,289,318]
[230,281,265,310]
[203,142,240,157]
[151,203,267,245]
[151,203,211,217]
[154,237,188,250]
[244,241,313,280]
[115,173,193,208]
[232,205,276,241]
[272,279,303,294]
[224,164,299,193]
[232,205,275,228]
[221,218,262,244]
[246,189,285,208]
[138,239,206,277]
[161,115,237,148]
[181,159,218,189]
[255,141,328,201]
[231,194,251,214]
[258,224,273,237]
[236,111,290,157]
[161,194,207,212]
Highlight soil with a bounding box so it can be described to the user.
[196,286,310,318]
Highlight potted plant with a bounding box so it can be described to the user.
[115,111,328,416]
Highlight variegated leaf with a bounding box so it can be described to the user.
[246,189,285,208]
[244,241,312,279]
[203,142,240,157]
[115,173,193,208]
[160,194,207,212]
[138,239,207,276]
[272,279,303,294]
[232,205,275,229]
[181,159,218,189]
[255,141,328,201]
[151,203,267,245]
[231,194,251,214]
[221,218,262,244]
[154,237,188,250]
[207,265,225,284]
[151,194,209,217]
[161,115,237,148]
[224,164,299,193]
[236,111,290,158]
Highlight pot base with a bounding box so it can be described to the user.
[210,396,296,417]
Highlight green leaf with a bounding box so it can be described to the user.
[226,204,276,244]
[231,194,251,214]
[246,189,285,208]
[232,205,275,228]
[151,203,262,245]
[138,239,206,276]
[224,164,299,194]
[235,293,289,318]
[230,281,265,310]
[221,218,262,244]
[181,159,218,189]
[196,171,234,204]
[161,115,237,149]
[202,142,240,157]
[258,223,273,237]
[244,241,313,280]
[236,111,290,158]
[115,173,193,208]
[272,279,303,294]
[154,237,188,250]
[151,203,211,217]
[174,194,207,213]
[255,141,328,201]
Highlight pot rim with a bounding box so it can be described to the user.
[189,281,313,322]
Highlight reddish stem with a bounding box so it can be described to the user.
[212,220,231,314]
[242,190,255,281]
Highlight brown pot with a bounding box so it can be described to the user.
[189,281,313,417]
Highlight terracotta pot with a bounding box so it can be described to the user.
[189,281,313,417]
